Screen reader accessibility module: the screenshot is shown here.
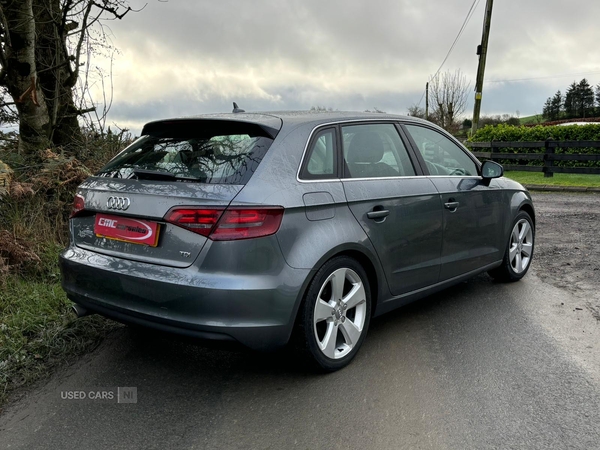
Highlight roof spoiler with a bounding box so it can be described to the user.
[141,118,280,139]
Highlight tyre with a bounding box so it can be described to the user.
[296,256,372,372]
[489,211,535,282]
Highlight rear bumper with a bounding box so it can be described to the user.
[60,246,311,350]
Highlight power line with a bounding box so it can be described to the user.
[488,70,600,83]
[417,0,481,107]
[416,89,426,108]
[431,0,481,81]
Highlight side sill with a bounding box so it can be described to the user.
[373,260,503,317]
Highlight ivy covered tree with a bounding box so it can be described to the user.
[0,0,133,158]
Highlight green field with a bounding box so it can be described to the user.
[505,171,600,187]
[519,114,544,125]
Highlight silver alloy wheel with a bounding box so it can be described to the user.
[509,218,533,274]
[313,267,367,359]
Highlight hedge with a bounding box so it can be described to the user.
[470,124,600,142]
[468,124,600,168]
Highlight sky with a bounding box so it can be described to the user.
[89,0,600,134]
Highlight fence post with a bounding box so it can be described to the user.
[490,140,496,161]
[543,138,554,178]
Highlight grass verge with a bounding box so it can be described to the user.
[0,262,118,409]
[0,142,128,411]
[504,171,600,188]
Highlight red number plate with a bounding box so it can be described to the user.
[94,213,160,247]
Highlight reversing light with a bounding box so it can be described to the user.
[163,208,225,238]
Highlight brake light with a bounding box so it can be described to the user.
[70,194,85,218]
[164,206,284,241]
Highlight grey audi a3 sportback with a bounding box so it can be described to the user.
[60,110,535,371]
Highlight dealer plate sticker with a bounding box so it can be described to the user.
[94,213,160,247]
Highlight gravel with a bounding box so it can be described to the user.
[531,192,600,321]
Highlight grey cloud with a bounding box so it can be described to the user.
[102,0,600,129]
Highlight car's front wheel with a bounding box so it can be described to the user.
[489,210,535,282]
[297,256,371,372]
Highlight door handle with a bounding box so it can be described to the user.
[367,209,390,220]
[444,200,460,211]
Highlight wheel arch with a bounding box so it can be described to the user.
[519,202,536,227]
[334,249,380,316]
[291,243,387,327]
[508,191,536,235]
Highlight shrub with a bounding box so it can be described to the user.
[470,123,600,142]
[468,124,600,169]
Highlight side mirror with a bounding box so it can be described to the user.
[482,160,503,179]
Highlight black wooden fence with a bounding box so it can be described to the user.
[469,140,600,177]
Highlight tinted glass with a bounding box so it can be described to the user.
[341,124,415,178]
[405,125,477,176]
[302,128,336,179]
[98,132,273,185]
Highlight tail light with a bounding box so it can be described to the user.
[70,194,85,218]
[164,206,284,241]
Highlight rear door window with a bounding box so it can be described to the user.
[341,123,416,178]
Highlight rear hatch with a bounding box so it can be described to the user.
[71,117,280,268]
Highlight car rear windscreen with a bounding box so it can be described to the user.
[97,122,275,185]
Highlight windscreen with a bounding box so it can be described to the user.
[97,127,274,185]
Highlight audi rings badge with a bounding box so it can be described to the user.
[106,196,131,211]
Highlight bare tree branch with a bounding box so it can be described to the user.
[68,1,93,87]
[429,69,470,132]
[91,1,133,20]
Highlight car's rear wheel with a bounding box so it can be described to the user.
[297,256,371,372]
[489,211,535,282]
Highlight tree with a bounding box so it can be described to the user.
[406,104,425,119]
[364,107,385,113]
[429,69,470,131]
[564,82,578,119]
[550,91,562,120]
[543,91,562,121]
[478,114,520,128]
[542,97,553,120]
[577,79,595,118]
[0,0,133,157]
[564,79,595,119]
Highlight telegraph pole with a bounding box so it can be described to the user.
[425,82,429,120]
[471,0,494,135]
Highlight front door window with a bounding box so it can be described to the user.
[405,125,478,176]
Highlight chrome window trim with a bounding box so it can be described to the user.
[296,119,426,184]
[341,175,428,182]
[424,175,482,179]
[298,174,484,184]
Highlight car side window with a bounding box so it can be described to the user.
[301,128,337,179]
[404,125,478,176]
[341,124,416,178]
